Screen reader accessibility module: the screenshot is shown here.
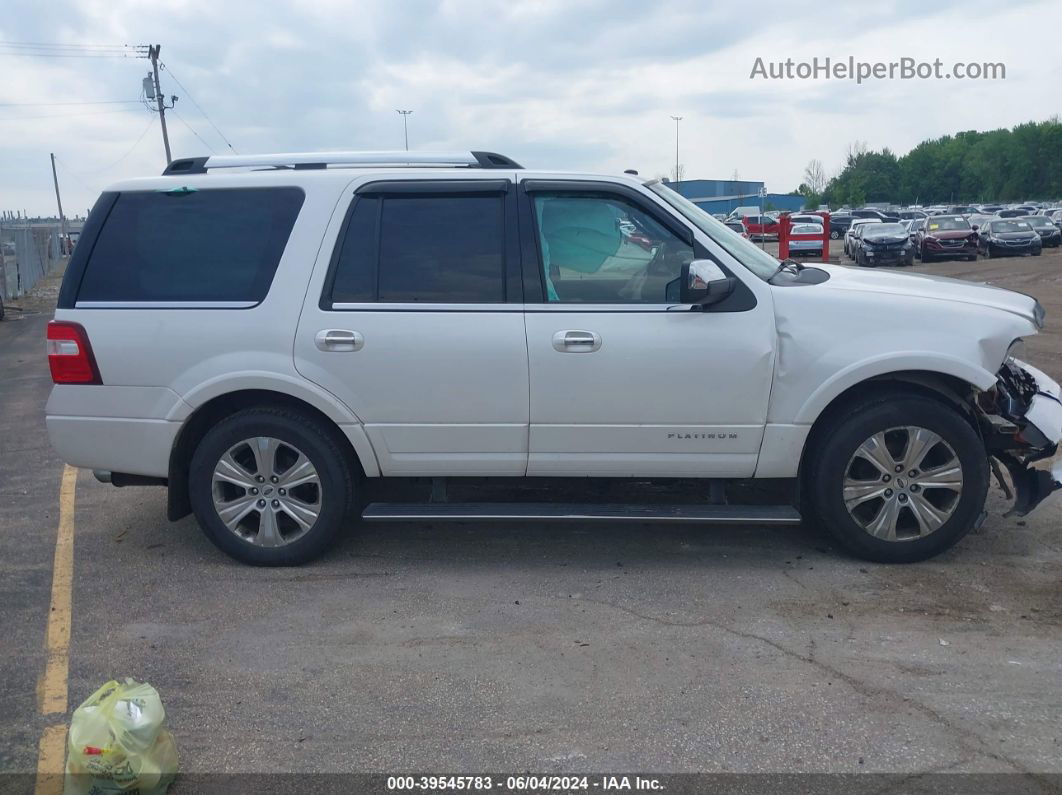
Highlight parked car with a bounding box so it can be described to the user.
[788,214,825,226]
[967,214,998,232]
[905,217,925,246]
[1018,216,1060,248]
[741,214,780,240]
[44,149,1062,566]
[844,218,881,257]
[853,222,915,267]
[897,210,928,221]
[826,213,854,240]
[976,219,1043,258]
[978,205,1004,215]
[852,208,900,223]
[998,209,1030,219]
[947,206,978,216]
[787,222,824,256]
[723,219,749,238]
[727,205,761,221]
[915,215,977,261]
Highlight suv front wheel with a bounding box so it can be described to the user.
[807,394,989,563]
[189,407,355,565]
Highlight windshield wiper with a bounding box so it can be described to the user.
[770,258,805,280]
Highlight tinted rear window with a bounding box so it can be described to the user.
[329,193,506,304]
[77,187,304,303]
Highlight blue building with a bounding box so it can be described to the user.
[666,178,805,215]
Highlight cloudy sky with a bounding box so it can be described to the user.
[1,0,1059,216]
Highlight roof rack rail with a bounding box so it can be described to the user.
[162,150,522,176]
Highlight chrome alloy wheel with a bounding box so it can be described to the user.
[211,437,322,547]
[842,426,964,542]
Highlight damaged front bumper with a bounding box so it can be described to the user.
[979,359,1062,516]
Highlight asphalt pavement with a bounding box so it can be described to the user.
[1,257,1061,788]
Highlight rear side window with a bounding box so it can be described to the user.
[76,187,304,303]
[330,194,506,304]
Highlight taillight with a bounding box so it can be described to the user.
[46,321,101,384]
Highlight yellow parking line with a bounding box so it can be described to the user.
[34,724,67,795]
[34,464,78,795]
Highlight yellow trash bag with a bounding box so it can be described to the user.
[65,678,177,795]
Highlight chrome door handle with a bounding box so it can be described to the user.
[314,329,364,352]
[552,330,601,352]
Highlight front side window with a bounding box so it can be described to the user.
[647,182,782,281]
[532,193,693,303]
[77,187,304,303]
[330,193,506,304]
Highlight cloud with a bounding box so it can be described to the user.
[0,0,1059,214]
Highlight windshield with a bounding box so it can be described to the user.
[1025,217,1052,228]
[648,181,782,280]
[994,221,1032,232]
[926,217,971,231]
[864,223,906,236]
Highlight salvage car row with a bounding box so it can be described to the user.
[842,213,1060,266]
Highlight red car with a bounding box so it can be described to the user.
[914,215,978,262]
[741,214,780,239]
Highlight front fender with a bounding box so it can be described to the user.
[793,352,996,425]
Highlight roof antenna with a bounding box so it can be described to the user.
[624,169,639,175]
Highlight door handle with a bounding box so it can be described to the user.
[314,329,364,352]
[552,330,601,353]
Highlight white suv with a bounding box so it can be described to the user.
[45,150,1062,565]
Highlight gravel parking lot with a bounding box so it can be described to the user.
[2,248,1061,787]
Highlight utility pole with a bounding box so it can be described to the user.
[50,153,68,253]
[670,116,683,182]
[148,45,174,165]
[396,110,413,151]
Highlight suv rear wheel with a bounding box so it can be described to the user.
[189,407,355,565]
[808,395,988,563]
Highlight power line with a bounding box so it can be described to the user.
[159,62,237,152]
[59,116,158,177]
[0,100,142,107]
[171,109,217,154]
[0,41,146,49]
[0,51,147,59]
[0,107,141,122]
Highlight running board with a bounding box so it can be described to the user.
[361,502,801,525]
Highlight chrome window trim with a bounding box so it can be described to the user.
[329,302,693,313]
[74,300,258,309]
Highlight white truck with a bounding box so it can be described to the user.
[45,151,1062,565]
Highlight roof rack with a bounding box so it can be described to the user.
[162,150,522,176]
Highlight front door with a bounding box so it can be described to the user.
[295,178,529,475]
[520,181,776,477]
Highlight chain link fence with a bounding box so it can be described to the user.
[0,223,64,301]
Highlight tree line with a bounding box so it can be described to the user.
[794,118,1062,209]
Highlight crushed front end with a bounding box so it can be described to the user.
[976,356,1062,516]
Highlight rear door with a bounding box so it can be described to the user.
[294,177,530,475]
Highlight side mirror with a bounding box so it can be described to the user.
[680,260,734,307]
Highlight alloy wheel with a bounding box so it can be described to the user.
[842,426,963,542]
[211,437,323,547]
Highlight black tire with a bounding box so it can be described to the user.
[806,393,989,563]
[189,407,356,565]
[920,246,931,262]
[0,295,4,321]
[830,229,841,240]
[904,253,915,266]
[1033,248,1042,257]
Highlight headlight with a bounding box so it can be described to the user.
[1034,300,1046,330]
[1007,338,1028,364]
